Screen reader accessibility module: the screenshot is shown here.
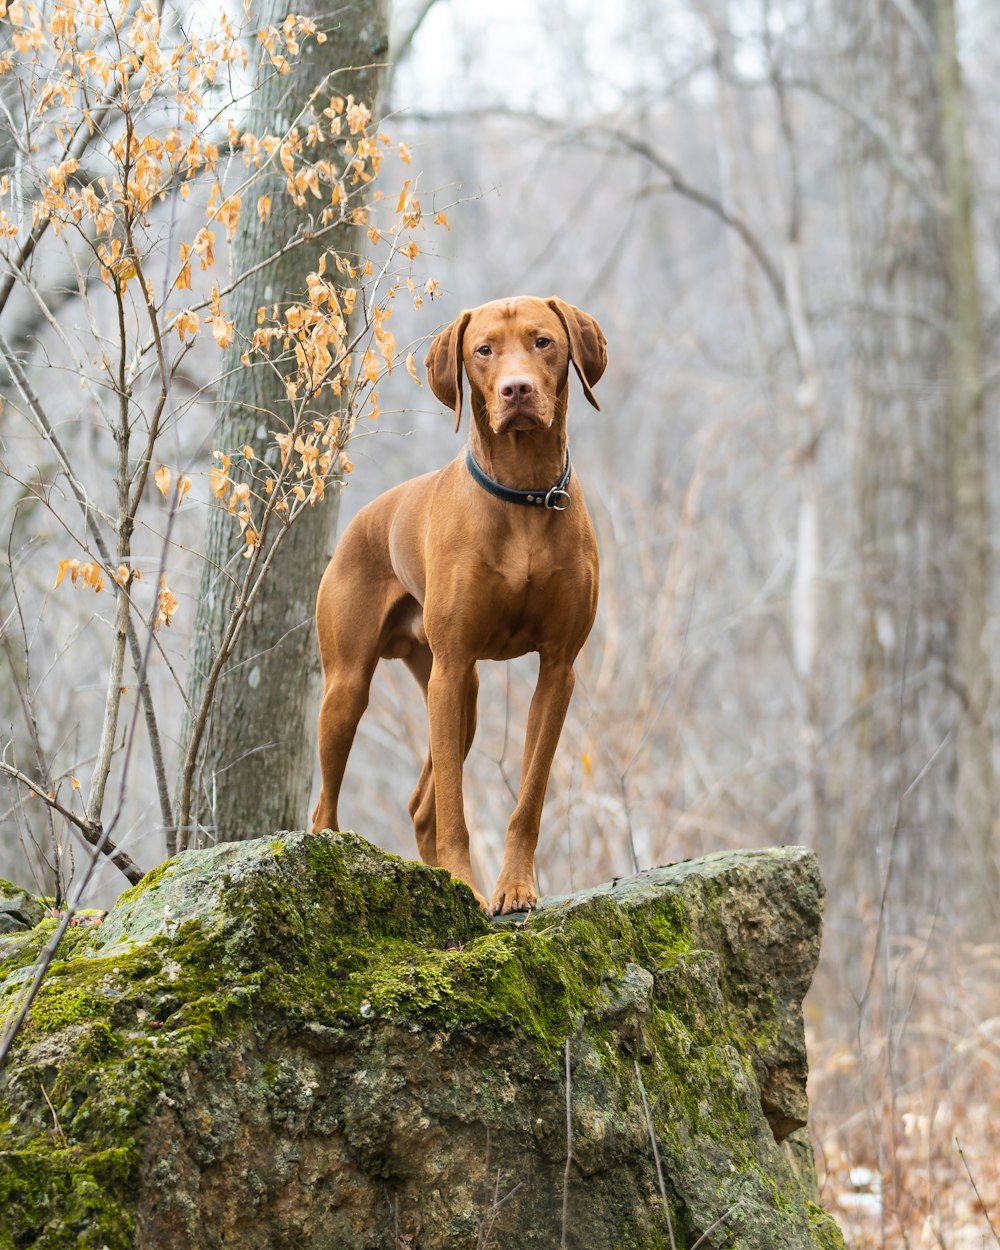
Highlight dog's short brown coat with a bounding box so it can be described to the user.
[312,296,606,913]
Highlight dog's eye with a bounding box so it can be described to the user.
[535,336,552,349]
[476,344,492,357]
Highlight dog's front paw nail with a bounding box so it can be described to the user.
[491,882,537,916]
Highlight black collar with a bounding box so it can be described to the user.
[465,446,572,510]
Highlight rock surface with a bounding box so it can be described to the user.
[0,833,843,1250]
[0,878,44,935]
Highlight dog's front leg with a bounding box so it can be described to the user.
[426,657,488,910]
[492,655,576,915]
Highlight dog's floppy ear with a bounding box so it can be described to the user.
[425,311,472,433]
[546,298,607,411]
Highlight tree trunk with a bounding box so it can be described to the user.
[839,0,997,930]
[932,0,997,931]
[175,0,390,851]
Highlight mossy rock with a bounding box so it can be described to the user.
[0,832,843,1250]
[0,878,44,935]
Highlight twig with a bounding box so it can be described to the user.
[0,96,115,320]
[85,230,133,832]
[175,313,379,842]
[0,775,143,1075]
[39,1080,68,1149]
[561,1036,573,1250]
[476,1170,523,1250]
[0,328,173,844]
[690,1201,743,1249]
[956,1138,1000,1247]
[634,1059,677,1250]
[386,0,442,97]
[0,756,142,883]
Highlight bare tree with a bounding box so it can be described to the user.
[0,0,414,895]
[176,0,391,851]
[838,0,997,930]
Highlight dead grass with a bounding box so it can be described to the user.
[809,938,1000,1249]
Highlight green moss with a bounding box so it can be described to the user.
[0,918,258,1167]
[78,1020,122,1063]
[0,834,840,1249]
[0,1141,137,1250]
[807,1201,847,1250]
[113,858,177,908]
[28,985,107,1033]
[634,892,694,963]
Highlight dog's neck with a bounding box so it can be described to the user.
[467,394,569,492]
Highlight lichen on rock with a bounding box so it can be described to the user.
[0,832,843,1250]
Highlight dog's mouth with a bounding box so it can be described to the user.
[493,403,548,435]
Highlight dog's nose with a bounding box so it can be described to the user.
[499,376,535,402]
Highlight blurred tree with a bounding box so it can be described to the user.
[839,0,997,928]
[175,0,391,851]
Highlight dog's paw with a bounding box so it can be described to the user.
[491,879,537,916]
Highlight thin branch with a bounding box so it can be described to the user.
[39,1080,68,1149]
[386,0,443,99]
[607,124,786,310]
[956,1138,1000,1247]
[175,312,381,842]
[0,96,115,320]
[634,1059,677,1250]
[0,324,174,840]
[774,75,940,211]
[84,187,134,830]
[560,1036,573,1250]
[0,330,117,541]
[690,1202,743,1250]
[0,755,142,883]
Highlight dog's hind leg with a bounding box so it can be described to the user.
[312,547,393,834]
[404,645,437,863]
[312,657,377,834]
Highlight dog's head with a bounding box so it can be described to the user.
[425,296,607,433]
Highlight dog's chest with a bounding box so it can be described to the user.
[493,536,565,596]
[475,543,590,658]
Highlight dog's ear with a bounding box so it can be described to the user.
[425,311,472,433]
[546,298,607,411]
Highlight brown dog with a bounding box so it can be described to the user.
[312,296,606,913]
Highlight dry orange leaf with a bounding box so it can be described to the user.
[211,315,234,349]
[155,577,179,630]
[210,466,229,498]
[53,557,79,589]
[217,194,241,241]
[174,309,200,343]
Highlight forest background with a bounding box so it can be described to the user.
[0,0,998,1244]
